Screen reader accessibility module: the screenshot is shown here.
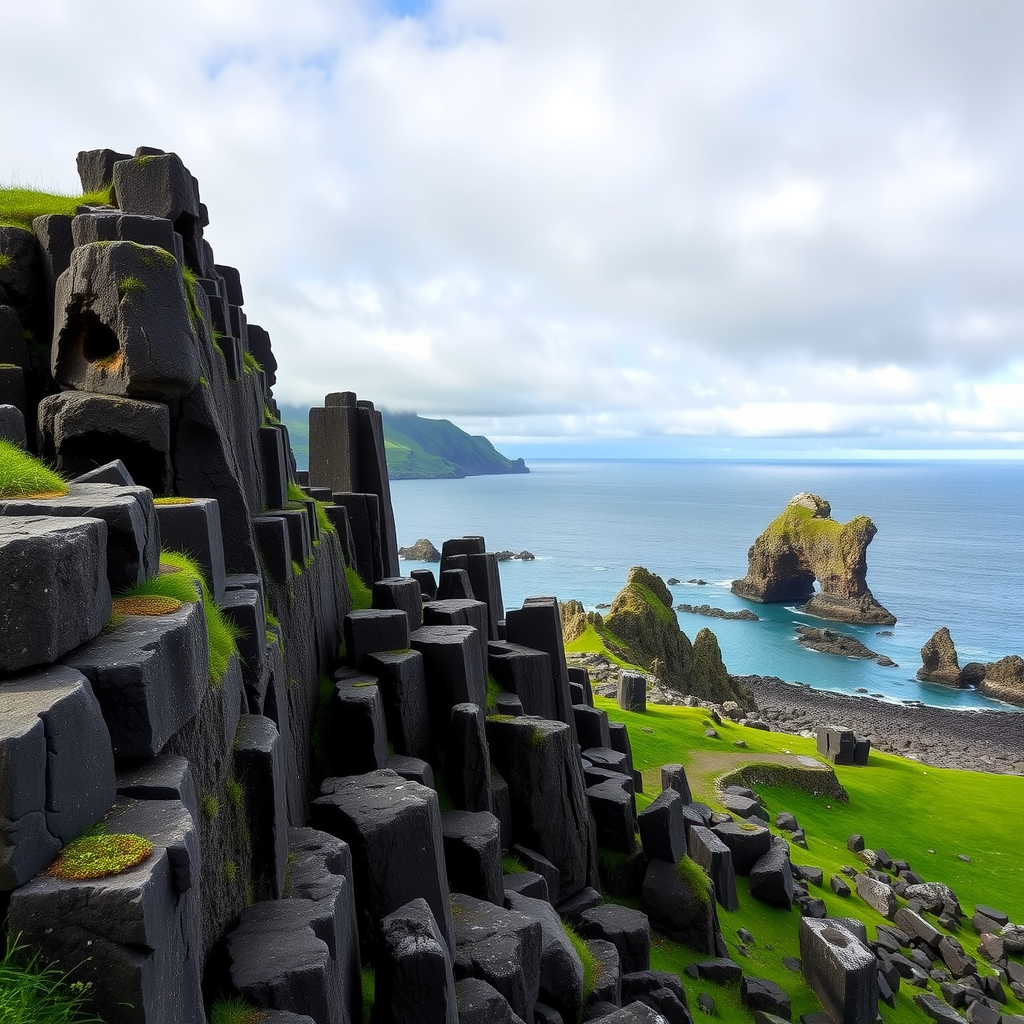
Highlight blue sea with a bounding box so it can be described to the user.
[389,459,1024,710]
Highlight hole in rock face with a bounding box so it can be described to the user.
[820,927,851,948]
[61,303,121,364]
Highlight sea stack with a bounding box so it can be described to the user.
[732,493,896,626]
[917,627,963,686]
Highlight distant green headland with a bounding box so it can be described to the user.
[278,406,529,479]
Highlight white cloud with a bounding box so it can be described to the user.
[4,0,1024,450]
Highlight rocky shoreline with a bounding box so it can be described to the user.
[736,673,1024,776]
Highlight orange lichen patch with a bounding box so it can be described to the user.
[112,594,182,616]
[159,563,181,574]
[45,833,153,881]
[21,489,67,499]
[93,351,125,373]
[153,496,195,505]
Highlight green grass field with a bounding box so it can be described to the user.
[595,694,1024,1023]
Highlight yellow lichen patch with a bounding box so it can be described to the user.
[159,563,182,574]
[112,594,182,616]
[45,833,153,881]
[153,496,195,505]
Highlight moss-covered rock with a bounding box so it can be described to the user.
[731,494,896,625]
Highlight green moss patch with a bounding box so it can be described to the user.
[0,440,68,499]
[347,566,373,610]
[45,831,152,881]
[209,995,267,1024]
[562,922,598,1003]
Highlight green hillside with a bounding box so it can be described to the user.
[277,406,529,479]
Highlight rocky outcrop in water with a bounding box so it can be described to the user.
[917,627,962,686]
[675,603,759,621]
[731,493,896,626]
[978,654,1024,706]
[796,626,895,667]
[399,537,442,562]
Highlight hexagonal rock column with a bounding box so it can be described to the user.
[617,671,647,713]
[411,624,488,741]
[8,796,203,1024]
[52,241,200,400]
[485,716,594,902]
[154,496,226,603]
[451,893,543,1023]
[446,702,492,813]
[687,826,738,912]
[373,576,424,631]
[504,598,576,741]
[310,770,454,958]
[712,821,772,876]
[749,836,795,909]
[0,515,111,674]
[661,764,693,805]
[62,599,208,759]
[0,665,115,889]
[799,918,878,1024]
[345,609,410,672]
[363,650,433,763]
[37,391,172,495]
[329,669,389,777]
[487,641,557,721]
[441,810,503,905]
[575,904,651,974]
[1,481,160,592]
[375,898,458,1024]
[637,789,687,864]
[422,599,489,682]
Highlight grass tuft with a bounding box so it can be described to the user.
[0,183,114,228]
[562,922,598,1005]
[346,566,373,610]
[0,933,106,1023]
[501,853,527,875]
[0,440,68,499]
[675,855,711,907]
[181,265,204,327]
[209,996,267,1024]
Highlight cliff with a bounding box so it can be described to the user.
[732,492,896,625]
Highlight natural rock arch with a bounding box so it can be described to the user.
[731,493,896,625]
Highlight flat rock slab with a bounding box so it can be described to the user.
[0,515,110,674]
[63,599,208,759]
[712,820,771,875]
[451,892,543,1023]
[8,796,202,1024]
[0,665,115,889]
[311,770,454,958]
[1,482,160,591]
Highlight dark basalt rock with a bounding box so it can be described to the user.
[399,538,442,562]
[917,627,964,686]
[576,904,651,974]
[799,918,877,1024]
[795,625,894,667]
[675,603,760,621]
[731,493,895,625]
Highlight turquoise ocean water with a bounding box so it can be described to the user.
[389,459,1023,710]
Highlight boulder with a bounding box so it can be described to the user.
[399,538,441,562]
[740,976,792,1019]
[441,810,503,905]
[712,821,772,875]
[620,970,692,1024]
[731,493,896,625]
[637,789,687,864]
[978,655,1024,706]
[687,826,738,912]
[855,873,897,920]
[617,671,647,713]
[749,836,795,909]
[576,904,651,974]
[454,978,526,1024]
[640,858,721,955]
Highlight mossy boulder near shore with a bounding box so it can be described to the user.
[732,493,896,625]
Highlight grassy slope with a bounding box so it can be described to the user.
[597,695,1024,1023]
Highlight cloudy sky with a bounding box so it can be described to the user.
[5,0,1024,456]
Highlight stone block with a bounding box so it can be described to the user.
[331,492,381,584]
[438,568,473,600]
[278,507,311,567]
[71,459,134,485]
[311,770,454,957]
[575,904,650,974]
[855,873,897,919]
[588,938,622,1006]
[466,552,505,640]
[221,584,265,702]
[446,702,492,813]
[2,480,160,592]
[442,810,503,905]
[637,789,686,864]
[688,826,738,911]
[8,796,203,1024]
[38,390,172,494]
[503,871,549,902]
[260,425,289,510]
[77,147,131,191]
[309,398,360,498]
[574,704,611,750]
[411,625,487,739]
[0,665,115,889]
[799,918,877,1024]
[234,715,288,900]
[329,669,389,776]
[0,402,26,447]
[373,576,424,631]
[385,754,435,788]
[451,892,543,1022]
[712,820,772,875]
[375,898,458,1024]
[253,514,293,584]
[0,515,110,674]
[587,777,636,854]
[486,717,593,902]
[455,978,525,1024]
[640,858,721,955]
[52,240,199,400]
[32,213,75,292]
[488,641,557,720]
[154,496,226,602]
[583,746,630,775]
[617,672,647,713]
[411,568,437,600]
[72,210,177,255]
[567,666,593,707]
[422,599,489,680]
[504,598,576,739]
[620,970,693,1024]
[816,727,857,765]
[62,598,208,759]
[505,890,585,1020]
[345,609,410,670]
[364,650,433,762]
[749,835,795,909]
[512,846,563,906]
